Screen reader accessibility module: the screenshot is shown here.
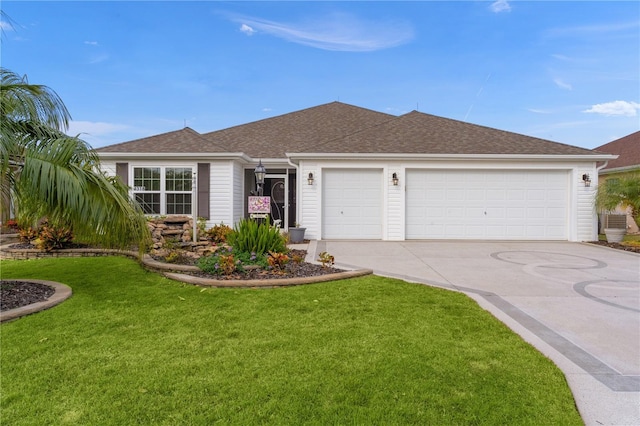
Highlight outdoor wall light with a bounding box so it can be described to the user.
[392,172,399,186]
[254,160,266,195]
[307,172,314,185]
[582,173,591,187]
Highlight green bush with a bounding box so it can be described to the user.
[227,218,287,255]
[196,247,268,275]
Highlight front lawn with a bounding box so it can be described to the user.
[1,257,581,425]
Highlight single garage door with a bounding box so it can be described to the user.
[323,169,383,239]
[406,169,568,240]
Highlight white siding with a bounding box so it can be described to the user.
[297,159,599,242]
[576,168,598,241]
[209,161,235,225]
[101,161,117,177]
[232,162,244,226]
[299,161,320,240]
[387,168,404,240]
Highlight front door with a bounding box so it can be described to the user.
[264,175,286,228]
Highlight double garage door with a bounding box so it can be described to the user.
[406,170,568,240]
[322,169,568,240]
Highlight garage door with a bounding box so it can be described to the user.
[323,169,383,239]
[406,170,568,240]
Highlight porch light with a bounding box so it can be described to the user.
[582,173,591,187]
[307,172,314,185]
[392,172,399,186]
[255,160,266,195]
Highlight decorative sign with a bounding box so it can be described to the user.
[248,196,271,214]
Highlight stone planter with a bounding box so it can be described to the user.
[288,227,306,244]
[604,228,626,243]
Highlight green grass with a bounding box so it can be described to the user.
[1,257,582,425]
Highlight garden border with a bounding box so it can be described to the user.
[0,279,72,323]
[0,244,372,290]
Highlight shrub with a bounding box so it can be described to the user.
[206,223,233,244]
[18,227,39,242]
[317,251,335,268]
[33,224,74,252]
[227,218,287,255]
[267,251,290,271]
[197,247,270,276]
[197,247,239,275]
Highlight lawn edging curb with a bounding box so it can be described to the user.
[163,268,373,288]
[0,279,72,323]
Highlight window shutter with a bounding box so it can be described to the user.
[197,163,210,219]
[115,163,128,186]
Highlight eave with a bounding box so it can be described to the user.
[286,152,618,163]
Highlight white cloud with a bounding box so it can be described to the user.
[88,54,109,64]
[490,0,511,13]
[0,20,14,31]
[240,24,256,36]
[553,78,572,90]
[583,101,640,117]
[262,108,273,112]
[68,121,130,138]
[228,12,414,52]
[528,108,552,114]
[84,41,99,46]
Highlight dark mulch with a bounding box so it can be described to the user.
[161,249,345,280]
[587,240,640,254]
[1,281,55,311]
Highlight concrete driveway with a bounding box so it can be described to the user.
[309,240,640,426]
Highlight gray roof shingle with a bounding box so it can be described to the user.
[594,131,640,171]
[97,102,603,157]
[302,111,598,155]
[97,127,229,153]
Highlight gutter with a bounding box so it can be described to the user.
[285,153,618,162]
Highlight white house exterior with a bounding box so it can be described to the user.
[97,102,615,242]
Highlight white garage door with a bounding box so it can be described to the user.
[323,169,383,239]
[406,170,568,240]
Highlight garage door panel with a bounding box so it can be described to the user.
[406,170,568,240]
[323,169,382,239]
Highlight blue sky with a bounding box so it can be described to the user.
[2,1,639,149]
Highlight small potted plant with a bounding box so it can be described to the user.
[288,222,306,244]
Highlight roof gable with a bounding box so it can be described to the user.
[302,111,598,155]
[202,102,395,158]
[594,131,640,171]
[97,127,228,153]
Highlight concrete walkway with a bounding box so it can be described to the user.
[309,240,640,426]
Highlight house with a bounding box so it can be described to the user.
[595,131,640,177]
[97,102,615,242]
[594,131,640,233]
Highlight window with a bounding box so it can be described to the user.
[132,167,193,215]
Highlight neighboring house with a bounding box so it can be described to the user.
[594,131,640,233]
[97,102,615,242]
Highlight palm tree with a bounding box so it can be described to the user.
[1,67,150,250]
[595,174,640,228]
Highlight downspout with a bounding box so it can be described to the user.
[596,161,609,174]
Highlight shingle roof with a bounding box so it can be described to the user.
[301,110,597,155]
[97,127,228,153]
[202,102,395,158]
[97,102,603,157]
[594,131,640,171]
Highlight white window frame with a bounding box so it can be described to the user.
[132,166,194,215]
